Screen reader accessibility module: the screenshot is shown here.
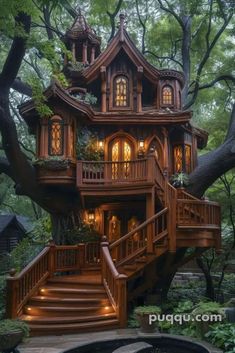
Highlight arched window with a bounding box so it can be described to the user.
[114,76,129,107]
[162,85,173,105]
[48,116,64,156]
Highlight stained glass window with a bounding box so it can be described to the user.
[114,76,128,107]
[112,141,119,179]
[162,86,173,105]
[48,116,63,156]
[174,145,183,173]
[185,145,191,173]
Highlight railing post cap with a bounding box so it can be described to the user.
[47,239,55,247]
[118,273,127,279]
[101,235,109,246]
[9,268,17,277]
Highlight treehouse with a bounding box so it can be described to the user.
[7,12,221,336]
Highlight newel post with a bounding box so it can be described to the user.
[6,268,18,318]
[147,153,155,182]
[100,235,109,277]
[48,240,56,276]
[78,243,86,268]
[117,274,127,328]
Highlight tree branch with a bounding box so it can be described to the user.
[144,50,183,68]
[107,0,123,42]
[0,13,31,90]
[157,0,184,29]
[0,157,15,181]
[184,11,233,109]
[188,74,235,94]
[11,77,32,97]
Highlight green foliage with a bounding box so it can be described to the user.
[0,319,29,339]
[206,323,235,353]
[72,92,98,105]
[134,305,161,315]
[27,215,52,244]
[65,222,101,245]
[76,127,103,161]
[28,75,53,117]
[10,237,44,273]
[173,300,194,313]
[52,72,69,88]
[171,172,189,187]
[127,312,140,328]
[0,276,6,320]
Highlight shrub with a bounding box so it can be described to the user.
[206,323,235,353]
[0,319,29,340]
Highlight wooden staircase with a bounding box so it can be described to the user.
[20,271,119,335]
[6,158,221,336]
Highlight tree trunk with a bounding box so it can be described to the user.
[196,257,215,300]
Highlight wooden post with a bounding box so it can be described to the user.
[162,127,169,176]
[100,66,107,113]
[91,46,95,63]
[48,240,55,276]
[6,269,18,318]
[168,190,176,252]
[117,274,127,327]
[77,161,83,186]
[147,153,155,182]
[146,192,155,253]
[77,243,86,268]
[137,66,143,113]
[100,235,109,278]
[82,42,88,64]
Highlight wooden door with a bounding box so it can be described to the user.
[109,137,133,180]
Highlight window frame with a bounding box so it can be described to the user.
[110,73,132,111]
[161,85,174,107]
[48,115,64,156]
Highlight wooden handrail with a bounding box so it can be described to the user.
[110,208,168,250]
[101,237,127,327]
[6,242,98,319]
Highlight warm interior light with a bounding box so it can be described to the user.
[99,140,104,149]
[88,210,95,224]
[139,140,144,149]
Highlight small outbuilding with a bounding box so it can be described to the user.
[0,215,28,253]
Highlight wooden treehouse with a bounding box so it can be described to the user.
[6,13,221,335]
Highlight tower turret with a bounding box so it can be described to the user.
[63,9,101,66]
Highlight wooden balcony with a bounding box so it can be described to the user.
[77,159,149,185]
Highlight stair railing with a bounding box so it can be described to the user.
[101,236,127,327]
[6,242,97,319]
[110,208,169,267]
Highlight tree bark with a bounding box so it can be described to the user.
[196,257,215,300]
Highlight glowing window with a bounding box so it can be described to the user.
[48,116,64,156]
[162,86,173,105]
[185,145,191,174]
[114,76,128,107]
[174,145,183,173]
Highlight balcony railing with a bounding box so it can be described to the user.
[77,159,150,185]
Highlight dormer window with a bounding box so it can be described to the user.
[48,116,64,156]
[162,85,173,105]
[114,75,129,107]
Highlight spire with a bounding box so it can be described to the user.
[118,13,126,42]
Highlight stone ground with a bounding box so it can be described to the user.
[18,329,222,353]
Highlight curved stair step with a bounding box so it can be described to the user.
[48,274,102,285]
[23,305,114,316]
[30,296,110,306]
[21,312,116,324]
[38,285,106,298]
[27,318,120,336]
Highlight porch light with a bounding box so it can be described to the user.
[88,210,95,224]
[138,138,145,157]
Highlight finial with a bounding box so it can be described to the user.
[119,13,126,42]
[76,6,81,16]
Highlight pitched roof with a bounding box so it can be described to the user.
[83,27,184,86]
[0,214,27,236]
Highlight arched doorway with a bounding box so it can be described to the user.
[108,136,134,179]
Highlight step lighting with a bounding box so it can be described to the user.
[105,306,110,310]
[27,307,32,311]
[40,288,45,293]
